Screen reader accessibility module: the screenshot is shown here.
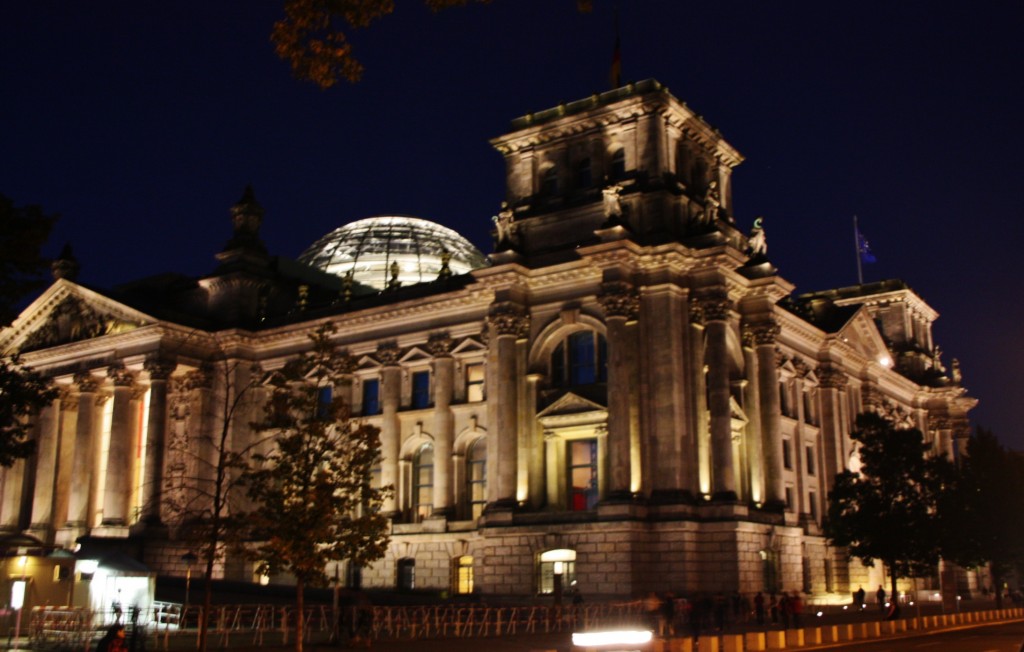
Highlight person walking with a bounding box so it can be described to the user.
[754,591,765,626]
[876,585,887,612]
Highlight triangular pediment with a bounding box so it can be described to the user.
[537,391,607,419]
[399,347,431,364]
[836,307,891,362]
[1,280,155,354]
[452,337,486,354]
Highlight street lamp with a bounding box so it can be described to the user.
[181,552,198,609]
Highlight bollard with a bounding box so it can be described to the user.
[785,629,804,647]
[696,635,719,652]
[882,621,896,635]
[744,631,767,651]
[721,634,743,652]
[837,623,854,641]
[804,626,822,644]
[668,637,693,652]
[896,619,907,632]
[765,630,786,649]
[821,625,840,643]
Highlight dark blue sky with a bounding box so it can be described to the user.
[3,2,1022,446]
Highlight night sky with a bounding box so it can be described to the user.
[3,2,1022,446]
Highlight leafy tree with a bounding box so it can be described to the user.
[825,412,954,606]
[162,350,268,652]
[272,0,592,88]
[0,194,59,466]
[937,428,1024,608]
[241,323,391,652]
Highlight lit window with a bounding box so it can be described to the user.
[538,549,577,595]
[361,378,380,415]
[466,438,487,520]
[466,363,485,402]
[454,555,474,594]
[414,444,434,522]
[568,439,598,511]
[411,371,431,409]
[551,331,607,388]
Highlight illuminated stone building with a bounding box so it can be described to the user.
[0,80,975,600]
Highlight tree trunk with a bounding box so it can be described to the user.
[296,577,305,652]
[992,566,1004,610]
[889,566,899,618]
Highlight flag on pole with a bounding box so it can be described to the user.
[609,35,621,88]
[856,228,876,264]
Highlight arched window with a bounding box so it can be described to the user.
[538,549,577,595]
[575,158,592,189]
[551,331,607,388]
[413,444,434,521]
[542,166,560,196]
[466,438,487,520]
[609,148,626,181]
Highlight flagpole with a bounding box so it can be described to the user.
[854,215,863,285]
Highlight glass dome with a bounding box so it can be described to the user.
[299,216,488,292]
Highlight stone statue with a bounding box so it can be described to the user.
[951,358,962,384]
[386,261,401,291]
[492,201,516,250]
[602,183,624,220]
[748,217,767,256]
[701,180,722,224]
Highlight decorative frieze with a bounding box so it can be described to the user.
[598,282,639,320]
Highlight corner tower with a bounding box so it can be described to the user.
[490,79,744,257]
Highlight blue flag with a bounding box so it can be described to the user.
[857,229,877,264]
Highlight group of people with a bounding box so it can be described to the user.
[643,589,807,638]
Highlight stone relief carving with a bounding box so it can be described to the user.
[486,303,530,339]
[598,282,639,320]
[22,295,141,352]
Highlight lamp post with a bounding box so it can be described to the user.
[181,552,198,610]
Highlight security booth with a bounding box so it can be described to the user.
[0,534,76,635]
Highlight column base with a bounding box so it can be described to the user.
[649,489,696,505]
[711,490,738,503]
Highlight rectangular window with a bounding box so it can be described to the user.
[316,386,332,420]
[785,486,793,509]
[808,490,818,520]
[361,378,380,415]
[803,392,815,424]
[805,445,816,475]
[568,439,598,511]
[455,556,474,595]
[411,371,431,409]
[466,363,485,402]
[782,439,792,470]
[779,382,791,417]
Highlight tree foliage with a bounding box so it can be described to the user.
[937,428,1024,607]
[825,412,954,601]
[0,194,59,466]
[241,323,391,652]
[272,0,591,88]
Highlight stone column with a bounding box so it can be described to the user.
[66,373,98,529]
[688,299,711,497]
[740,332,765,505]
[0,461,27,532]
[485,303,528,510]
[701,293,736,500]
[141,358,175,525]
[750,320,785,507]
[598,281,639,500]
[427,333,455,518]
[103,363,136,526]
[29,391,63,541]
[377,341,402,515]
[817,365,848,501]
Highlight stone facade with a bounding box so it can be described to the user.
[0,80,975,602]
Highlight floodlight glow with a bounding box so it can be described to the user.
[878,355,893,368]
[572,630,653,647]
[77,559,99,574]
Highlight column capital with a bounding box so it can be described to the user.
[861,383,884,411]
[818,365,849,390]
[376,340,402,366]
[598,282,639,320]
[696,291,732,322]
[143,357,176,380]
[426,332,454,358]
[183,364,213,390]
[927,413,952,431]
[107,362,136,387]
[742,319,780,347]
[486,302,529,339]
[73,371,101,393]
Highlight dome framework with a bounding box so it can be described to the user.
[299,216,488,292]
